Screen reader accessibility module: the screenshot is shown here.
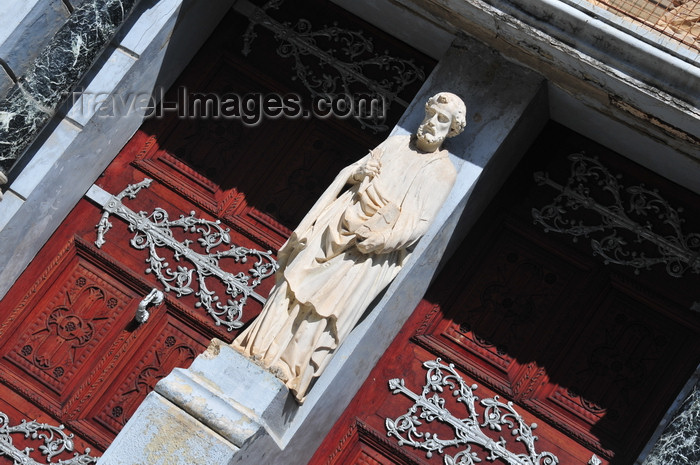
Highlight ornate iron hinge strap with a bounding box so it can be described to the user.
[0,411,97,464]
[532,153,700,278]
[236,0,425,132]
[87,179,278,331]
[385,359,559,465]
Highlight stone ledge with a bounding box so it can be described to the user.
[10,118,82,199]
[155,341,290,446]
[0,0,70,97]
[0,190,23,230]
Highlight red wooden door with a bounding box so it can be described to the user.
[310,122,700,465]
[0,2,433,461]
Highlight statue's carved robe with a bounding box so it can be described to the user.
[232,135,457,401]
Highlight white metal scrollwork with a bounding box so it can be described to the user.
[0,411,97,464]
[385,359,559,465]
[88,179,278,330]
[532,153,700,278]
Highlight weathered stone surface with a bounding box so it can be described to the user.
[0,190,23,230]
[0,66,12,98]
[155,340,289,445]
[98,392,239,465]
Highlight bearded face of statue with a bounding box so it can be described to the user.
[416,104,453,148]
[415,93,467,153]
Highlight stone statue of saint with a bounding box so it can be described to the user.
[232,92,467,402]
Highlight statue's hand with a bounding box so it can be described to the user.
[353,159,381,181]
[363,158,381,178]
[352,149,383,182]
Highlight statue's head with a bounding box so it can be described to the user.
[416,92,467,152]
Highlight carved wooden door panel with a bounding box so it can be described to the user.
[310,122,700,465]
[0,1,433,460]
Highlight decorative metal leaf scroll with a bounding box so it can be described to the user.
[385,358,559,465]
[90,179,278,330]
[0,411,97,464]
[238,0,425,132]
[532,153,700,278]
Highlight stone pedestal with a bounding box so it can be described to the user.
[98,340,290,464]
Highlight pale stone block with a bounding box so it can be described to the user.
[11,119,82,199]
[65,47,137,127]
[0,190,23,230]
[0,67,12,98]
[97,392,239,465]
[0,1,40,46]
[113,0,184,57]
[155,340,289,445]
[0,0,69,79]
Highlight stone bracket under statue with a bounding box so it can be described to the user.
[156,339,290,445]
[98,339,290,465]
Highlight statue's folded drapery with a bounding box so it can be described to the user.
[232,134,457,401]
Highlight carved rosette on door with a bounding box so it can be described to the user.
[87,178,278,331]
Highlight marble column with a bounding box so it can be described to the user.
[642,380,700,465]
[0,0,141,186]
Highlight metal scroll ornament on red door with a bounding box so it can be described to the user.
[88,179,278,331]
[0,411,97,464]
[385,358,559,465]
[238,0,425,133]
